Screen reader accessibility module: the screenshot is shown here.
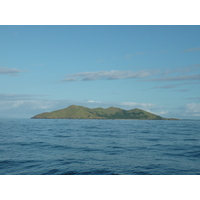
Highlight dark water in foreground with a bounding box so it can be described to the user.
[0,119,199,175]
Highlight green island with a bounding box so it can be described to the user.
[31,105,179,120]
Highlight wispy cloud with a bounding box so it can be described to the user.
[161,64,200,75]
[13,31,18,36]
[62,64,200,83]
[146,80,198,91]
[0,94,52,110]
[120,102,158,109]
[0,93,59,118]
[182,47,200,52]
[0,93,47,101]
[96,59,105,63]
[187,97,200,101]
[87,100,101,103]
[150,84,178,89]
[173,89,190,92]
[125,52,146,58]
[147,64,200,82]
[83,100,161,112]
[0,67,24,75]
[148,74,200,82]
[31,63,44,66]
[119,102,168,116]
[62,70,159,81]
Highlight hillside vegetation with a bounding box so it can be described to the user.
[31,105,178,120]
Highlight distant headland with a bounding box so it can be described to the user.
[31,105,179,120]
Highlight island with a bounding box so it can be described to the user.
[31,105,179,120]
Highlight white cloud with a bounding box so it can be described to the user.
[87,100,101,103]
[119,102,162,112]
[174,103,200,118]
[120,102,158,108]
[62,70,159,81]
[184,103,200,113]
[155,111,169,115]
[0,67,24,75]
[83,101,162,113]
[119,102,171,117]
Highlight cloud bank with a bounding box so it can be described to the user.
[0,67,24,75]
[183,103,200,117]
[0,94,163,118]
[1,93,200,119]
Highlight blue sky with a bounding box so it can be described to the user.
[0,25,200,118]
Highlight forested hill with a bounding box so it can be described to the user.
[31,105,179,120]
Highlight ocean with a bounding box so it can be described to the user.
[0,118,199,175]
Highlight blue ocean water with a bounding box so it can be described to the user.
[0,119,199,175]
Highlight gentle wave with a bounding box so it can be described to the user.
[0,119,200,175]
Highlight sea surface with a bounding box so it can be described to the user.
[0,118,200,175]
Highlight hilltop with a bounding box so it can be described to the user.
[31,105,178,120]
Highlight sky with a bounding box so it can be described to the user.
[0,25,200,119]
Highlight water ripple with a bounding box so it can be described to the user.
[0,119,200,175]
